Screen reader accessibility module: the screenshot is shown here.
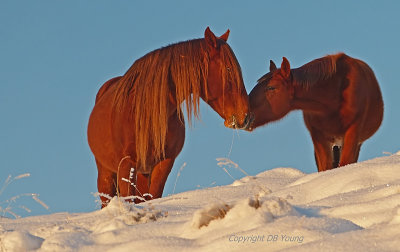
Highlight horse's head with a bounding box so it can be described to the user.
[202,27,253,131]
[249,57,294,129]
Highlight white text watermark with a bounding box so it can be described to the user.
[229,234,304,244]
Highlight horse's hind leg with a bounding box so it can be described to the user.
[96,160,117,208]
[135,173,151,203]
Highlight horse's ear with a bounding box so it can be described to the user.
[219,29,230,42]
[269,60,277,72]
[204,27,217,48]
[281,57,291,79]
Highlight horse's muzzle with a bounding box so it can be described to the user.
[227,113,255,131]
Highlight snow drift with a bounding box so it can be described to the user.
[1,152,400,251]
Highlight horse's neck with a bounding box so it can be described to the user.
[291,78,336,115]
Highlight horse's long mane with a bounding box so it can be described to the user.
[112,38,241,171]
[292,53,345,88]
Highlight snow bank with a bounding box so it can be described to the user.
[1,230,43,251]
[1,152,400,251]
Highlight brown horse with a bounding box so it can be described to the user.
[249,53,383,172]
[88,27,253,207]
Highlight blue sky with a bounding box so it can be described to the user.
[1,1,399,217]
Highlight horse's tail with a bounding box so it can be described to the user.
[95,76,123,103]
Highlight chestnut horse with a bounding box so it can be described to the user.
[88,27,253,207]
[249,53,383,172]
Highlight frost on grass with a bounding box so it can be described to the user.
[216,157,249,180]
[191,196,297,229]
[0,173,48,218]
[172,162,187,194]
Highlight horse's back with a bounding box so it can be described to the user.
[95,76,122,103]
[303,54,383,140]
[340,54,380,92]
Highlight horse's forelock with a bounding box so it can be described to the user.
[220,43,243,91]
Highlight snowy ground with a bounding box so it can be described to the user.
[1,152,400,252]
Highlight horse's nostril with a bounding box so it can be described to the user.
[242,114,248,125]
[242,113,255,130]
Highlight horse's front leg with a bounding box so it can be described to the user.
[134,172,151,203]
[145,111,184,200]
[313,140,334,172]
[340,124,362,166]
[149,158,176,199]
[308,128,334,172]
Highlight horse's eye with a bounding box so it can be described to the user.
[265,85,276,91]
[227,67,231,72]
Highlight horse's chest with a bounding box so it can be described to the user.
[303,112,346,136]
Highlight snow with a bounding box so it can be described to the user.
[1,152,400,251]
